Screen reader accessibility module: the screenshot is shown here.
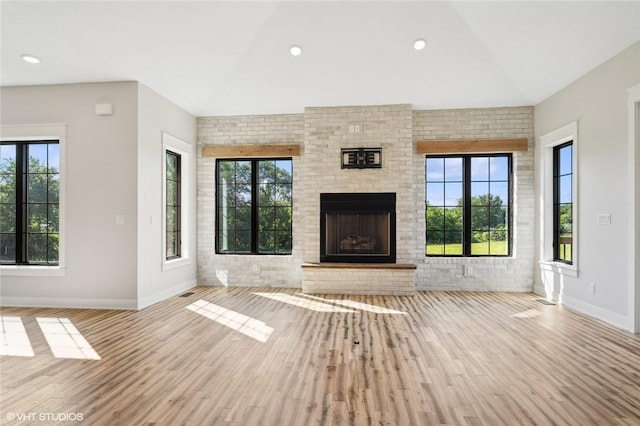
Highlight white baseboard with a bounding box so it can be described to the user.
[137,279,197,310]
[0,296,137,310]
[0,279,197,311]
[533,281,629,330]
[560,294,629,331]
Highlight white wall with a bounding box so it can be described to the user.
[0,82,139,308]
[534,42,640,329]
[137,84,197,309]
[0,82,197,310]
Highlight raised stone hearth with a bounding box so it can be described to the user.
[301,263,416,296]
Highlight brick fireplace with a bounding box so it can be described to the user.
[301,104,416,295]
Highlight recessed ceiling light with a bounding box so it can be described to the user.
[290,45,302,56]
[413,39,426,51]
[21,54,40,64]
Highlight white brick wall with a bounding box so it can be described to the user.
[412,107,535,291]
[197,114,305,287]
[196,105,535,293]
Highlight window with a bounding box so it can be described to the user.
[166,151,181,260]
[553,142,572,263]
[540,121,578,275]
[162,133,192,269]
[216,159,292,254]
[1,140,60,265]
[426,154,511,256]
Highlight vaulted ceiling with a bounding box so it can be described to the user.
[2,1,639,116]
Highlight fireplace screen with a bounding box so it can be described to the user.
[325,213,390,256]
[320,193,396,263]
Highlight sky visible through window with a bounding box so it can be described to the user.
[558,145,572,204]
[1,144,60,169]
[275,159,292,176]
[426,157,509,206]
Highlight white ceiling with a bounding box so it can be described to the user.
[2,1,639,117]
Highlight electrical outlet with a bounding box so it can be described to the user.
[589,282,595,294]
[597,214,611,225]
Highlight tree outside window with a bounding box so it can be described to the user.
[426,155,511,256]
[553,142,572,263]
[1,141,60,265]
[166,150,181,260]
[216,159,292,254]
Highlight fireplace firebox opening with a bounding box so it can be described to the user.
[320,193,396,263]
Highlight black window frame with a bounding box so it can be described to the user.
[215,158,293,255]
[165,150,181,261]
[1,140,60,266]
[553,141,573,264]
[425,153,513,257]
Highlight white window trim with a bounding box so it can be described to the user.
[538,121,578,277]
[0,124,66,277]
[162,132,192,271]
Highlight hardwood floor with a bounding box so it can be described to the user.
[1,287,640,425]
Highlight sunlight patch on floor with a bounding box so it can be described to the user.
[253,292,355,313]
[511,309,542,318]
[0,316,34,357]
[299,294,407,315]
[186,299,273,343]
[36,317,101,360]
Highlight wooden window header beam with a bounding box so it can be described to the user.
[202,144,301,158]
[416,138,528,154]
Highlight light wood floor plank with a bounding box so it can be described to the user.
[1,288,640,425]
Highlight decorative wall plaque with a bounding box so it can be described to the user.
[341,148,382,169]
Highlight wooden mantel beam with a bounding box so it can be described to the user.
[415,138,528,154]
[203,144,301,158]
